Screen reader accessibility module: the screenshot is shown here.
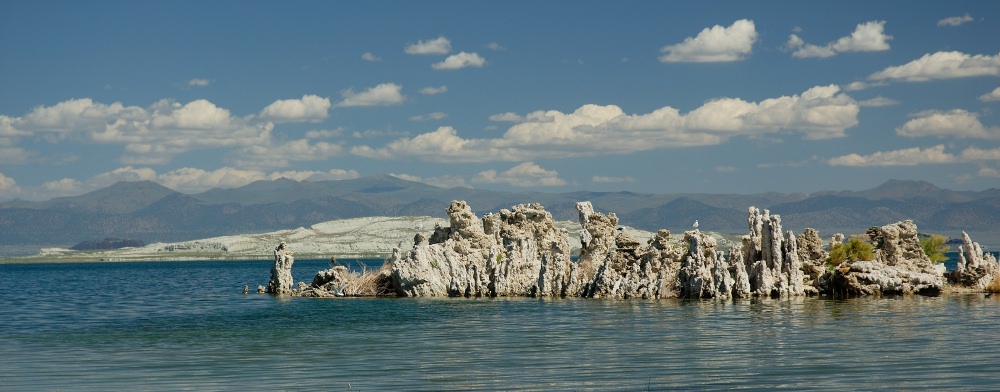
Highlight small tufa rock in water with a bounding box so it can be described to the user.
[266,242,295,295]
[948,231,1000,290]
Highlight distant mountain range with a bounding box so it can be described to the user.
[1,175,998,256]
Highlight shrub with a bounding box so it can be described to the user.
[826,237,874,268]
[920,234,950,263]
[986,275,1000,294]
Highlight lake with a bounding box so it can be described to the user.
[1,258,998,391]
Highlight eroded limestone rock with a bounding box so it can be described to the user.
[949,232,1000,290]
[573,202,684,299]
[733,207,804,297]
[390,201,571,297]
[266,242,295,295]
[796,228,827,294]
[830,220,944,296]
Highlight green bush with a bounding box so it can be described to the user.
[826,237,874,268]
[920,234,950,263]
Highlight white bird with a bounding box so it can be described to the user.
[693,220,699,229]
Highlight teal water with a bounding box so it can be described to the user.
[1,259,999,391]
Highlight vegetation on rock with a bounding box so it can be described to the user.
[826,237,874,268]
[920,234,950,263]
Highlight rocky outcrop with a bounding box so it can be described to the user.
[731,207,804,297]
[796,228,828,294]
[949,232,1000,289]
[264,201,968,299]
[266,242,295,295]
[389,201,572,297]
[678,229,733,298]
[574,202,683,299]
[829,220,944,296]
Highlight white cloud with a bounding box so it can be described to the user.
[351,129,409,139]
[592,175,634,183]
[858,96,899,107]
[5,98,274,165]
[473,162,567,187]
[334,83,406,107]
[489,112,524,122]
[353,85,860,162]
[259,94,331,123]
[304,128,344,139]
[361,52,381,61]
[0,146,31,164]
[868,51,1000,82]
[659,19,757,63]
[979,87,1000,102]
[938,13,974,27]
[405,36,451,55]
[419,85,448,95]
[230,139,345,169]
[0,172,18,192]
[828,145,957,166]
[268,169,360,182]
[156,167,354,193]
[389,173,469,188]
[788,21,892,59]
[409,112,448,122]
[186,78,212,87]
[486,42,506,51]
[978,165,1000,178]
[896,109,999,139]
[158,167,267,192]
[829,144,1000,167]
[432,52,486,70]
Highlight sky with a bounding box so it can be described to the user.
[1,1,999,201]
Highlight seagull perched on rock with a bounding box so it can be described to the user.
[693,220,699,229]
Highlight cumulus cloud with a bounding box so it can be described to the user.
[0,172,18,192]
[829,145,1000,167]
[157,166,357,193]
[489,112,524,122]
[259,94,331,123]
[409,112,448,122]
[979,87,1000,102]
[405,36,451,55]
[659,19,757,63]
[334,83,406,107]
[186,78,212,87]
[858,96,899,107]
[353,85,860,163]
[828,145,957,166]
[896,109,999,139]
[486,42,506,51]
[938,13,974,27]
[389,173,469,188]
[230,139,345,169]
[473,162,567,187]
[361,52,381,61]
[592,175,634,183]
[4,98,274,165]
[432,52,486,70]
[419,85,448,95]
[787,21,892,58]
[0,146,31,164]
[868,51,1000,82]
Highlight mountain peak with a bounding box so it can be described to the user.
[861,179,942,199]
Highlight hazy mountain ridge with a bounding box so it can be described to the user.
[1,175,997,256]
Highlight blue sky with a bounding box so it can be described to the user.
[1,1,999,201]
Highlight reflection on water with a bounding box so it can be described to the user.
[1,259,999,390]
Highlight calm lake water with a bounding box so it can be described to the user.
[2,258,999,391]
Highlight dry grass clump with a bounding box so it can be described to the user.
[985,274,1000,294]
[340,262,395,296]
